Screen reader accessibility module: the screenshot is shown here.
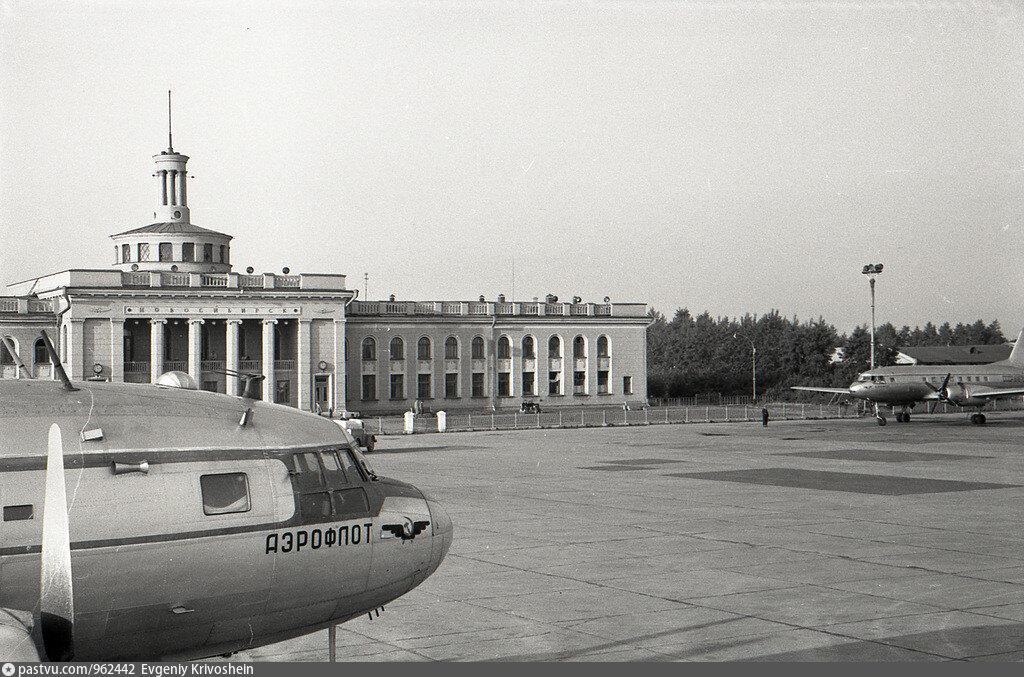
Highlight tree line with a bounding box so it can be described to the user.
[646,308,1005,400]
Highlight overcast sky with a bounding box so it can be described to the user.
[2,1,1022,333]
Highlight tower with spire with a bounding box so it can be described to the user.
[110,92,232,274]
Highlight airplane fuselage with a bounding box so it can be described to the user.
[850,363,1024,407]
[0,380,452,661]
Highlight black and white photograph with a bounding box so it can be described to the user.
[0,0,1022,663]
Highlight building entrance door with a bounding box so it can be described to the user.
[313,374,331,414]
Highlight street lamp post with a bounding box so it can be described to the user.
[733,332,756,404]
[861,263,883,369]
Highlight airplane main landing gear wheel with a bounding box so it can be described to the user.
[895,412,911,423]
[876,415,887,426]
[970,413,987,425]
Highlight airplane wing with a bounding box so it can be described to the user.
[790,386,852,395]
[0,609,41,661]
[965,385,1024,400]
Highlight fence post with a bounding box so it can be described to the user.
[802,404,805,419]
[705,405,709,422]
[581,410,584,427]
[685,407,688,423]
[514,411,518,429]
[491,412,495,430]
[782,403,786,419]
[603,410,607,426]
[725,405,729,421]
[378,417,383,434]
[559,410,563,427]
[644,407,648,425]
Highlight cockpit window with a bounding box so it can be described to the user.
[201,473,251,515]
[343,446,377,482]
[320,450,349,485]
[293,452,325,490]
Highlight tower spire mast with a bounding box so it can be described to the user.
[167,90,173,151]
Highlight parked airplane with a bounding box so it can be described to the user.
[792,329,1024,426]
[0,332,452,661]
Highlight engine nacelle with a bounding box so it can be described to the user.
[943,384,985,407]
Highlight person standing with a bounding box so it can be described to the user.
[761,407,769,427]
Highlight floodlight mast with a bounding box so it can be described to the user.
[861,263,883,369]
[733,332,756,403]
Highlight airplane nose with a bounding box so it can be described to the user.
[426,499,453,574]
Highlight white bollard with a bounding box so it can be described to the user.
[404,411,415,435]
[437,411,446,433]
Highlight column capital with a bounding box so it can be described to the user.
[188,318,205,326]
[225,318,244,325]
[262,318,278,326]
[150,318,167,325]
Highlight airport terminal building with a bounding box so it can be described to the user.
[1,138,649,415]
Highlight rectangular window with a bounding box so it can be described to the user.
[3,504,33,521]
[361,374,376,400]
[598,370,609,394]
[203,243,213,261]
[574,371,586,395]
[158,242,173,261]
[332,488,370,518]
[549,371,561,395]
[182,242,195,262]
[522,371,534,395]
[417,373,432,399]
[390,373,404,400]
[623,376,632,395]
[276,379,290,404]
[121,243,131,262]
[319,450,350,485]
[299,492,333,520]
[138,243,150,261]
[445,372,458,398]
[472,372,485,397]
[498,372,510,397]
[293,452,325,490]
[200,473,251,515]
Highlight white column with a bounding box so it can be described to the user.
[226,319,241,396]
[110,320,124,382]
[262,319,276,402]
[150,319,166,383]
[187,318,204,383]
[169,170,177,205]
[297,319,311,411]
[333,319,346,415]
[67,319,85,381]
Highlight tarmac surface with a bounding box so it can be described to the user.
[243,413,1024,661]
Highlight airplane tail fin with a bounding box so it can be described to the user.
[1005,328,1024,367]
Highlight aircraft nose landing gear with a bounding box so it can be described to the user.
[876,414,887,426]
[970,413,987,425]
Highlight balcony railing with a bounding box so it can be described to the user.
[275,359,296,370]
[345,299,648,318]
[0,299,17,312]
[239,360,262,372]
[201,274,228,287]
[164,361,186,372]
[201,360,226,372]
[238,275,264,288]
[124,361,150,373]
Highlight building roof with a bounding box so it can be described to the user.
[896,344,1012,365]
[111,222,232,238]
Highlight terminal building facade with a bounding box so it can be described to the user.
[1,136,650,415]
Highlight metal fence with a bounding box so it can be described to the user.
[354,398,1022,436]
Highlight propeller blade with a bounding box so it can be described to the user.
[928,401,937,414]
[40,423,74,661]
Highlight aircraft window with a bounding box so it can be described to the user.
[332,488,370,518]
[3,505,33,521]
[336,450,359,482]
[299,492,333,520]
[293,452,326,490]
[200,473,251,515]
[343,447,377,482]
[319,450,349,485]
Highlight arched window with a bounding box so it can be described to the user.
[471,336,485,360]
[597,335,609,357]
[34,338,48,364]
[417,337,431,360]
[523,336,535,359]
[548,335,561,358]
[573,336,586,359]
[498,336,511,360]
[445,337,459,359]
[0,340,13,365]
[390,337,404,360]
[361,337,376,361]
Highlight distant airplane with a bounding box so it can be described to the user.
[0,331,452,661]
[792,329,1024,426]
